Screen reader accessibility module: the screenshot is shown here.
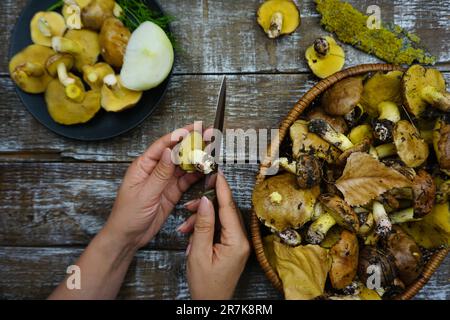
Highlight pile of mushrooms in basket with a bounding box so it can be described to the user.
[252,65,450,300]
[9,0,174,125]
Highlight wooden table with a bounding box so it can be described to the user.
[0,0,449,300]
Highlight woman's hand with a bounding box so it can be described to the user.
[105,125,201,251]
[179,172,251,300]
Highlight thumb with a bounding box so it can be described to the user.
[191,196,215,256]
[144,148,175,199]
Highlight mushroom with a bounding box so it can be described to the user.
[307,108,348,134]
[53,29,101,72]
[433,118,450,174]
[384,226,423,286]
[343,104,365,128]
[82,62,114,90]
[252,173,320,233]
[372,201,392,238]
[9,45,55,94]
[81,0,115,31]
[277,228,302,247]
[289,120,341,163]
[329,230,359,289]
[372,101,401,142]
[101,74,143,112]
[356,209,375,236]
[308,119,354,152]
[99,17,131,69]
[374,143,397,159]
[30,12,66,47]
[46,53,75,88]
[305,36,345,79]
[45,74,101,125]
[436,178,450,204]
[62,0,84,30]
[256,0,300,39]
[348,124,373,145]
[393,120,429,168]
[403,65,450,116]
[306,194,359,244]
[295,154,323,189]
[177,131,204,173]
[336,138,371,167]
[321,77,363,116]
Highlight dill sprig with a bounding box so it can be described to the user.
[47,0,64,11]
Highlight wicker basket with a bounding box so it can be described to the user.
[250,63,449,300]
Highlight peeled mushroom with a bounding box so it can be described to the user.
[9,44,55,94]
[101,74,143,112]
[82,62,114,90]
[30,12,66,47]
[46,53,75,87]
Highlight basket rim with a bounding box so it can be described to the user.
[250,63,449,300]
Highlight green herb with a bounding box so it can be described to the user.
[47,0,64,12]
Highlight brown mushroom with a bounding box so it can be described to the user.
[101,74,143,112]
[306,108,348,134]
[358,246,398,291]
[81,0,115,30]
[295,154,322,189]
[433,118,450,174]
[99,17,131,68]
[412,170,436,218]
[321,77,363,116]
[9,45,55,94]
[393,120,429,168]
[336,138,371,167]
[30,12,66,47]
[329,230,359,289]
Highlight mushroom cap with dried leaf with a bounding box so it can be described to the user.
[253,173,320,232]
[393,120,429,168]
[65,29,101,71]
[30,12,66,47]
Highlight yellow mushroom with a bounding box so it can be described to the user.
[82,63,114,90]
[101,74,143,112]
[257,0,300,39]
[30,12,66,47]
[305,36,345,79]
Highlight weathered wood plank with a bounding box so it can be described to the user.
[1,0,449,75]
[0,247,447,299]
[0,162,258,249]
[1,73,450,162]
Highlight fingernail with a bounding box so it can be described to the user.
[198,196,211,216]
[176,221,187,232]
[162,148,172,165]
[185,243,192,256]
[183,199,198,208]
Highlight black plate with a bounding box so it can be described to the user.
[9,0,172,141]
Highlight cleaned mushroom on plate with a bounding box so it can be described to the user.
[99,17,131,69]
[9,44,55,94]
[256,0,300,39]
[101,74,143,112]
[30,12,66,47]
[82,62,114,89]
[81,0,115,31]
[46,53,75,87]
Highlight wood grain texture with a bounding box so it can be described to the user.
[0,247,447,300]
[1,0,449,76]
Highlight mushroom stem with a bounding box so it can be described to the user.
[268,12,283,38]
[52,36,82,55]
[389,208,422,224]
[15,62,45,77]
[113,2,123,18]
[87,72,99,83]
[372,201,392,238]
[57,63,75,87]
[349,124,373,145]
[375,143,396,159]
[65,83,85,102]
[421,86,450,112]
[420,129,434,144]
[306,212,336,244]
[278,228,302,247]
[309,119,354,151]
[373,102,400,142]
[103,73,118,88]
[38,17,52,37]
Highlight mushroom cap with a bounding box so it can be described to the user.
[319,194,359,233]
[360,71,404,117]
[256,0,300,37]
[296,154,322,189]
[393,120,429,168]
[403,65,446,117]
[330,230,359,289]
[321,76,363,116]
[46,53,75,77]
[306,108,348,134]
[99,17,131,68]
[305,36,345,79]
[65,29,101,71]
[358,246,397,289]
[45,74,101,125]
[433,119,450,172]
[101,76,143,112]
[30,12,66,47]
[81,0,115,31]
[412,170,436,218]
[252,173,320,232]
[9,44,55,94]
[82,62,114,90]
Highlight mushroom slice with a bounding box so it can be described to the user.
[101,74,143,112]
[329,230,359,289]
[81,0,115,31]
[256,0,300,39]
[403,65,449,117]
[82,63,114,90]
[99,18,131,68]
[393,120,429,168]
[305,36,345,79]
[45,75,101,125]
[30,12,66,47]
[9,44,55,94]
[252,173,320,233]
[59,29,101,72]
[321,77,363,116]
[433,119,450,174]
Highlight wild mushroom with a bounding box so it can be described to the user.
[81,0,115,31]
[99,17,131,69]
[46,53,76,88]
[436,178,450,204]
[348,124,373,145]
[306,194,359,244]
[177,131,205,173]
[62,0,85,30]
[101,74,143,112]
[308,119,354,152]
[256,0,300,39]
[306,108,348,134]
[373,102,401,142]
[305,36,345,79]
[336,138,370,167]
[403,65,450,116]
[356,209,375,236]
[321,77,363,116]
[252,173,320,233]
[393,120,429,168]
[45,74,101,125]
[344,104,365,128]
[384,226,423,286]
[295,154,323,189]
[329,230,359,289]
[374,143,397,159]
[433,118,450,174]
[277,228,302,247]
[9,45,55,94]
[372,201,392,238]
[30,12,66,47]
[82,62,114,90]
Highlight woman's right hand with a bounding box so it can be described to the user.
[178,172,251,300]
